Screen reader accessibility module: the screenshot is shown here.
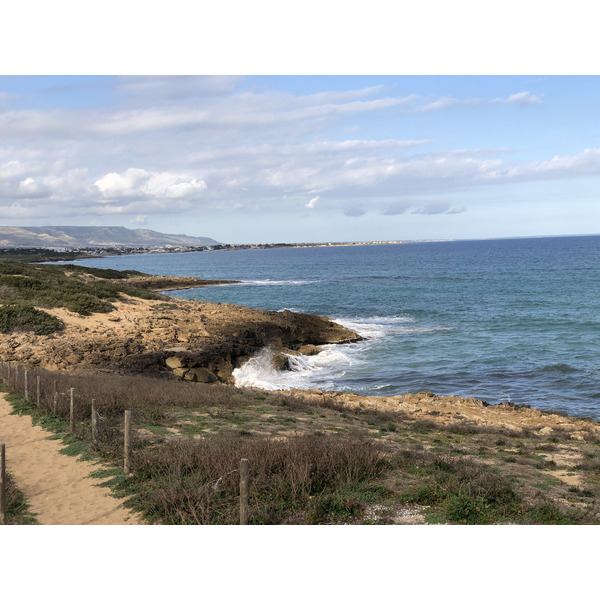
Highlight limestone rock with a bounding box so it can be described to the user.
[166,356,184,369]
[535,426,554,437]
[184,368,217,383]
[298,344,322,356]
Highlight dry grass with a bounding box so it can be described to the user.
[2,361,599,525]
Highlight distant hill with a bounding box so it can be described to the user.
[0,226,221,248]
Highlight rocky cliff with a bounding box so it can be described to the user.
[0,293,361,383]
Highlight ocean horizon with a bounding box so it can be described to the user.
[68,234,600,420]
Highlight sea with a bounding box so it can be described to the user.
[66,235,600,420]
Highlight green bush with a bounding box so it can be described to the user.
[308,494,364,524]
[64,294,114,315]
[525,504,578,525]
[0,303,64,335]
[444,495,491,524]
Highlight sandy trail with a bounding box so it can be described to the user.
[0,392,140,525]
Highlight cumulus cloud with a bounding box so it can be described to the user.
[305,196,319,208]
[94,168,206,200]
[18,177,38,194]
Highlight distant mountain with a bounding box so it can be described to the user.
[0,226,221,248]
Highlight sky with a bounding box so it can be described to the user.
[1,1,599,246]
[1,74,600,244]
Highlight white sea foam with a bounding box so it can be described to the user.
[238,279,317,286]
[233,346,355,391]
[233,315,451,391]
[334,315,452,340]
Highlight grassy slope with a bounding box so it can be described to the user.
[2,371,599,525]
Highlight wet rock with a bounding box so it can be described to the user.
[298,344,322,356]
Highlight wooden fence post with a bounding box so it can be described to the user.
[91,398,98,448]
[53,381,58,415]
[36,376,41,409]
[24,370,29,401]
[69,388,75,434]
[0,442,6,525]
[124,410,132,476]
[240,458,249,525]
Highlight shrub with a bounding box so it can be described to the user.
[64,293,114,315]
[0,303,64,335]
[121,433,389,524]
[3,470,38,524]
[525,504,578,525]
[444,495,490,524]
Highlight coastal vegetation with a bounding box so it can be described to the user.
[2,367,599,525]
[2,469,38,525]
[0,258,162,321]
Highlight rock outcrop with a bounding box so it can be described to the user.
[0,295,361,383]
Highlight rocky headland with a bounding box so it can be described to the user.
[0,286,361,384]
[1,269,598,441]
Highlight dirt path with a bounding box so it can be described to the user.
[0,392,141,525]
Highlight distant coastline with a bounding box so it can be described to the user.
[3,232,600,263]
[0,239,406,262]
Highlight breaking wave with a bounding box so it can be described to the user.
[232,346,356,391]
[238,279,318,286]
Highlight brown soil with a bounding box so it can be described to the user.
[0,392,139,525]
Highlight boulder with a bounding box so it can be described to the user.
[166,356,184,369]
[184,368,217,383]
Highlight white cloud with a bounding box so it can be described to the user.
[493,91,543,106]
[94,168,207,200]
[116,76,242,102]
[417,96,458,112]
[18,177,37,193]
[0,77,596,235]
[95,168,150,198]
[1,160,29,179]
[480,148,600,181]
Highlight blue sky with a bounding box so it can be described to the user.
[1,74,599,244]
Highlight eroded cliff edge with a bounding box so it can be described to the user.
[0,293,362,383]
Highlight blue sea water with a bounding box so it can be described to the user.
[68,236,600,420]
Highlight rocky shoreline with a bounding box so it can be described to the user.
[1,273,598,439]
[0,285,361,384]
